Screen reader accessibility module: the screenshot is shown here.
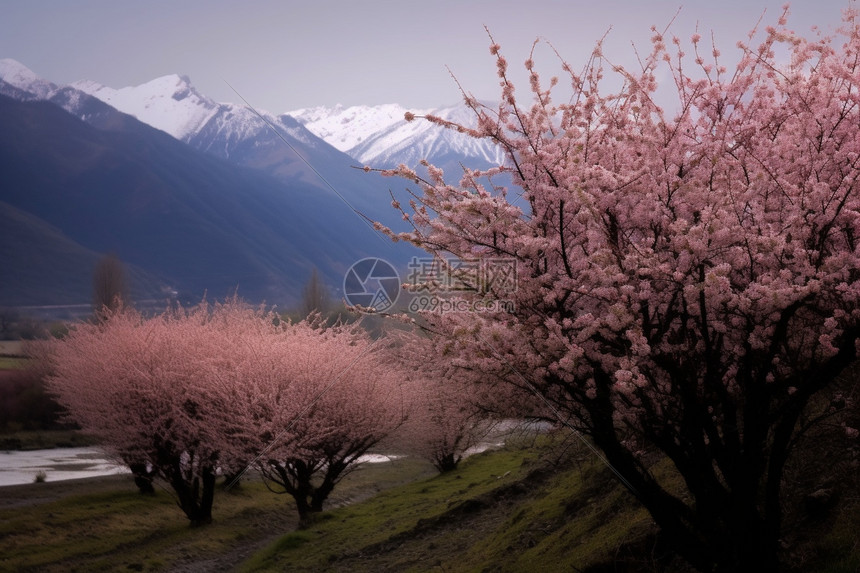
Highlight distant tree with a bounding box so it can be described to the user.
[92,253,127,318]
[392,332,500,472]
[300,267,331,317]
[376,9,860,572]
[219,316,407,525]
[41,304,235,525]
[0,308,46,340]
[0,308,18,339]
[42,300,407,526]
[0,365,64,432]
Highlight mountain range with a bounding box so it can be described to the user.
[0,59,504,316]
[289,103,506,174]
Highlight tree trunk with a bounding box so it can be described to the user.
[128,462,155,494]
[172,468,216,527]
[708,500,779,573]
[293,493,314,528]
[197,469,216,525]
[435,453,459,473]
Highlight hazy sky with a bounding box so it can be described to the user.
[1,0,855,113]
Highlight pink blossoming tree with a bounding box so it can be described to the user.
[378,9,860,571]
[43,305,233,525]
[43,303,407,527]
[391,332,504,472]
[213,314,408,525]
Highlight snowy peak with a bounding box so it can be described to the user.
[0,58,57,98]
[71,74,321,150]
[290,102,506,169]
[287,103,416,153]
[72,74,220,140]
[0,58,505,189]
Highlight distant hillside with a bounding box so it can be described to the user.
[0,93,409,309]
[0,201,162,307]
[68,70,413,230]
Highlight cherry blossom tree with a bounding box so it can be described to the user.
[399,372,498,473]
[377,9,860,571]
[42,304,234,525]
[214,314,408,525]
[390,331,503,472]
[43,300,407,526]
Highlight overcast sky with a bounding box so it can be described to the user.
[1,0,855,113]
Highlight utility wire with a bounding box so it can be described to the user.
[222,79,390,248]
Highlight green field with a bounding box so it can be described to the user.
[0,456,436,572]
[0,356,27,370]
[1,434,857,572]
[0,429,97,450]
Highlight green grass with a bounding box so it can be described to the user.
[0,356,27,370]
[2,434,857,572]
[456,461,653,572]
[0,457,435,573]
[0,481,273,572]
[241,448,528,572]
[245,452,515,568]
[241,435,659,573]
[0,429,98,450]
[242,438,860,573]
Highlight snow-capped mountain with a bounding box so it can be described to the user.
[0,60,415,236]
[70,70,506,178]
[72,75,219,140]
[65,71,393,208]
[0,59,158,131]
[1,58,505,186]
[289,103,507,171]
[0,58,56,99]
[0,57,514,311]
[288,103,411,154]
[0,59,419,310]
[0,61,322,162]
[71,73,323,152]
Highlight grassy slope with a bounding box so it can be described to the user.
[0,478,287,573]
[1,434,857,572]
[243,434,860,573]
[243,436,668,573]
[0,457,435,573]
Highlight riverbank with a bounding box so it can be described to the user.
[0,471,129,509]
[0,454,437,572]
[0,446,126,487]
[0,429,98,451]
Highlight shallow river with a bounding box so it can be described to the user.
[0,448,407,487]
[0,447,128,486]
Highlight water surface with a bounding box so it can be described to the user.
[0,447,127,486]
